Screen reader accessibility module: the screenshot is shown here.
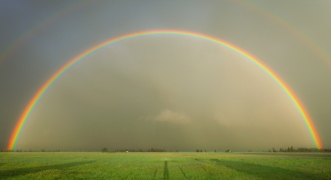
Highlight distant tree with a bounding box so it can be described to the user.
[225,149,230,152]
[200,149,202,152]
[215,150,216,153]
[102,148,108,152]
[205,150,206,152]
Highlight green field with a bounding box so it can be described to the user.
[0,152,330,179]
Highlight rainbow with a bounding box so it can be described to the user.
[7,30,322,150]
[1,1,330,71]
[0,0,93,66]
[236,0,331,68]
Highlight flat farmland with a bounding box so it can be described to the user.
[0,152,330,179]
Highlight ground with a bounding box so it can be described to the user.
[0,152,330,179]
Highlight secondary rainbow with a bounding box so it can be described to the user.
[235,0,331,69]
[0,0,93,66]
[7,30,322,150]
[2,1,330,71]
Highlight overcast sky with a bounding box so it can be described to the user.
[0,0,330,151]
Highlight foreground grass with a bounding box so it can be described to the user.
[0,152,330,179]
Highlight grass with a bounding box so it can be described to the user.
[0,152,330,179]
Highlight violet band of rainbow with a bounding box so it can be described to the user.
[7,30,322,150]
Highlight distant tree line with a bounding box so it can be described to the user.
[3,146,330,153]
[268,146,331,153]
[196,149,216,152]
[1,149,65,152]
[195,149,229,152]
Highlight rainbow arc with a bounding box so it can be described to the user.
[7,30,322,150]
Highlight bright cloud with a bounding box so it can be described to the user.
[147,109,191,124]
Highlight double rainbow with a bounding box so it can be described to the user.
[7,30,322,150]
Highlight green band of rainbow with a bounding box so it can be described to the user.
[7,30,322,150]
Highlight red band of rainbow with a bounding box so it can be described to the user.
[7,30,322,150]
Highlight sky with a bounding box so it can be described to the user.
[0,0,330,152]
